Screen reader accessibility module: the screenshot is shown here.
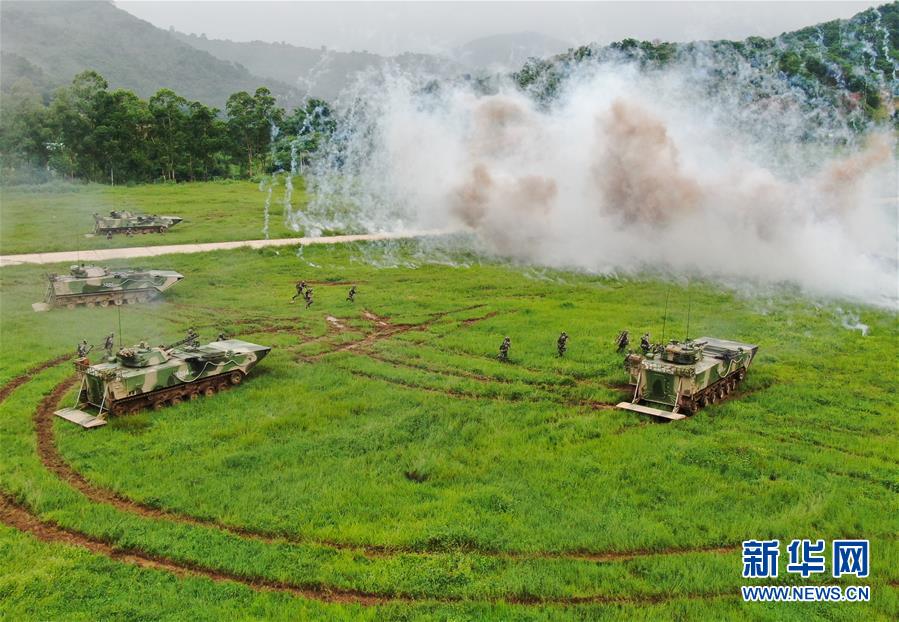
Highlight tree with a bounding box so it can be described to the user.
[275,98,336,170]
[184,101,227,181]
[48,70,111,180]
[102,90,153,183]
[148,89,189,181]
[226,87,284,177]
[0,78,51,173]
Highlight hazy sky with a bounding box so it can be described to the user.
[116,1,884,56]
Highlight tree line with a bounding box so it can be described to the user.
[0,70,335,184]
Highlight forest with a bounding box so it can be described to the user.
[0,70,333,184]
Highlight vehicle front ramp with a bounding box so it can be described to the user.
[54,407,107,428]
[615,402,687,421]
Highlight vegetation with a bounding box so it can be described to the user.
[0,70,334,185]
[515,2,898,125]
[0,234,896,619]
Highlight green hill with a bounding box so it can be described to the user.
[514,2,898,130]
[0,1,295,108]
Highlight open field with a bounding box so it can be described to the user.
[0,179,311,255]
[1,238,897,620]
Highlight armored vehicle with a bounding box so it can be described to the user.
[55,334,271,428]
[617,337,758,420]
[94,210,182,235]
[33,265,183,311]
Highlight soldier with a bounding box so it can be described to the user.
[616,330,630,353]
[217,332,227,341]
[498,336,511,362]
[557,331,569,357]
[104,333,115,358]
[291,280,307,303]
[76,340,92,359]
[304,287,314,309]
[186,328,199,347]
[106,231,113,240]
[640,333,651,353]
[346,285,357,303]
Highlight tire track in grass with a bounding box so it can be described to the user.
[358,350,621,410]
[0,492,738,607]
[28,375,735,566]
[0,491,390,606]
[340,362,620,412]
[0,363,743,605]
[0,354,70,403]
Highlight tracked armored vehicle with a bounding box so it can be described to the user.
[55,335,271,428]
[617,337,758,420]
[33,265,183,311]
[94,210,182,235]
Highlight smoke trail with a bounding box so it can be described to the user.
[305,55,897,307]
[260,176,273,240]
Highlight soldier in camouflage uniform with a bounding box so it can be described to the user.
[291,281,307,303]
[76,340,93,358]
[498,336,511,362]
[304,288,314,309]
[186,328,200,347]
[557,332,569,357]
[640,333,651,353]
[104,333,115,358]
[616,330,630,353]
[217,332,227,341]
[346,285,357,303]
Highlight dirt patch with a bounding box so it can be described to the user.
[326,316,348,332]
[462,311,500,326]
[362,310,390,327]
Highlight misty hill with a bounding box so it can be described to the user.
[0,1,294,108]
[170,32,464,101]
[170,31,571,101]
[453,32,572,71]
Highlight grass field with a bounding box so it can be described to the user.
[0,220,897,619]
[0,177,312,255]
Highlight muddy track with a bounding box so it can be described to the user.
[0,354,70,403]
[0,490,739,607]
[29,375,736,566]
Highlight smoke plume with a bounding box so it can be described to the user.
[302,61,897,307]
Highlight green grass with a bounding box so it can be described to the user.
[0,225,897,619]
[0,177,312,255]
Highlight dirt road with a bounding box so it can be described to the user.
[0,230,450,267]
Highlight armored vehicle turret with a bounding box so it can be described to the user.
[55,334,271,428]
[94,210,182,235]
[33,265,183,311]
[617,337,758,420]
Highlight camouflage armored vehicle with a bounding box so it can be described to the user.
[617,337,758,420]
[33,265,183,311]
[94,210,182,235]
[55,334,271,428]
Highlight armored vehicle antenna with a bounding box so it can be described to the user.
[685,287,692,341]
[661,287,670,343]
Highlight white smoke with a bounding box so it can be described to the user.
[304,60,898,307]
